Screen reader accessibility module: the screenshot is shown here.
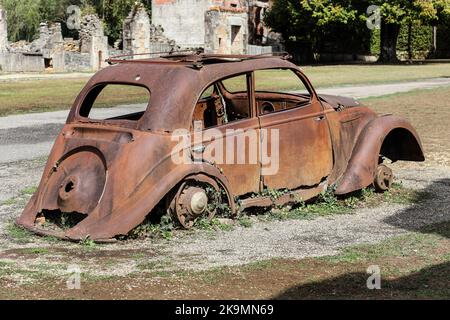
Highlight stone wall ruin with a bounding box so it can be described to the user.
[0,1,282,73]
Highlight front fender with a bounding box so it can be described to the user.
[335,115,425,195]
[64,162,235,240]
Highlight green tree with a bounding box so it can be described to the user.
[265,0,358,52]
[1,0,78,41]
[266,0,450,63]
[1,0,41,41]
[372,0,450,62]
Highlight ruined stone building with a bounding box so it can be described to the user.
[0,1,280,72]
[0,6,108,72]
[122,3,178,56]
[152,0,281,54]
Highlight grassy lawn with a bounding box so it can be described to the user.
[303,63,450,88]
[0,63,449,116]
[0,79,148,117]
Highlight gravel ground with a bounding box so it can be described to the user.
[163,164,450,270]
[0,160,448,278]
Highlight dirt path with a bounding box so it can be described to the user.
[0,72,93,82]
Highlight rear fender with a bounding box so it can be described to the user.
[64,163,235,240]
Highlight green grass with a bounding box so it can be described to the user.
[238,216,253,228]
[0,79,148,117]
[302,63,450,88]
[20,247,50,255]
[0,198,17,206]
[0,186,37,206]
[1,63,449,116]
[19,186,37,196]
[6,223,33,244]
[321,232,440,264]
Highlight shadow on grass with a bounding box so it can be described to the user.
[274,179,450,299]
[383,178,450,239]
[273,261,450,299]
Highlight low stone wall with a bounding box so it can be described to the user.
[317,53,377,63]
[64,52,92,72]
[0,52,44,72]
[247,44,284,55]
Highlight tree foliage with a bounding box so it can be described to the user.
[0,0,151,43]
[266,0,450,62]
[265,0,358,44]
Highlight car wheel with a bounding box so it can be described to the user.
[167,176,230,229]
[374,164,394,192]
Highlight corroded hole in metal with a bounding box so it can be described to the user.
[35,210,87,232]
[64,181,75,193]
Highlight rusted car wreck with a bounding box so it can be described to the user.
[17,52,425,241]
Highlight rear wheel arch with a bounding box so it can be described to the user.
[64,163,236,240]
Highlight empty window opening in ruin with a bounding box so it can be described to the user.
[231,25,241,45]
[44,58,53,70]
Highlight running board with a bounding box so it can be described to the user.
[238,183,327,211]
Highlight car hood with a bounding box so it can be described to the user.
[318,94,363,109]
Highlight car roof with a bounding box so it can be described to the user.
[71,54,302,132]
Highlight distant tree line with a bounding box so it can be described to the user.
[265,0,450,62]
[0,0,151,44]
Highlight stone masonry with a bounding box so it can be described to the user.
[0,7,8,53]
[152,0,281,54]
[123,3,177,58]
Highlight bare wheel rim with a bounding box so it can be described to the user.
[374,164,393,192]
[170,179,224,229]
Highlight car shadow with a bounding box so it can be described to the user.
[272,178,450,299]
[382,178,450,239]
[273,261,450,299]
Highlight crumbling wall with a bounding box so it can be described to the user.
[123,4,151,55]
[0,7,8,53]
[80,14,109,70]
[152,0,211,49]
[0,53,44,72]
[123,3,178,57]
[248,0,269,45]
[153,0,265,54]
[205,8,248,54]
[64,52,92,72]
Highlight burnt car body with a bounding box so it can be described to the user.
[17,53,425,241]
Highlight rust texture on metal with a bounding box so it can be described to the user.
[16,53,425,241]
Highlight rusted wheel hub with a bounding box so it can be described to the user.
[168,177,227,229]
[374,164,393,192]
